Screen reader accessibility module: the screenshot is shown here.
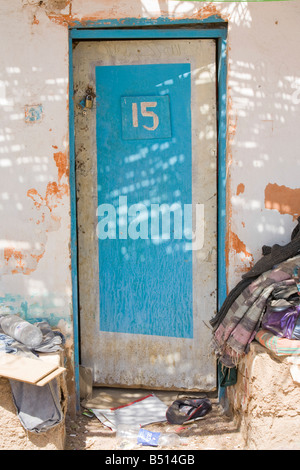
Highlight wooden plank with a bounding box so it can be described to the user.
[35,367,66,387]
[0,354,58,384]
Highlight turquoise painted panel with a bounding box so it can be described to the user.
[71,28,227,40]
[96,63,193,338]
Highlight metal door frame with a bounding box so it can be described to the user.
[68,17,228,408]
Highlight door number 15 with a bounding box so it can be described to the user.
[132,101,159,131]
[121,95,171,140]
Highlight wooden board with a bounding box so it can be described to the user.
[35,367,66,386]
[0,354,59,384]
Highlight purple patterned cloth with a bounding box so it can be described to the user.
[212,255,300,368]
[262,305,300,339]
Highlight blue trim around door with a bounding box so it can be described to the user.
[69,17,228,409]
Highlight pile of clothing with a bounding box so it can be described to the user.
[0,320,65,357]
[211,217,300,372]
[0,319,65,433]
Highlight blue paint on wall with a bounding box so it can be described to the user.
[0,294,71,329]
[24,104,43,123]
[96,63,193,338]
[70,15,226,30]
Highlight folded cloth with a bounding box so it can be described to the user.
[9,378,63,433]
[270,285,299,301]
[0,319,64,354]
[33,321,65,354]
[255,329,300,356]
[0,333,17,354]
[210,278,253,331]
[210,217,300,330]
[243,217,300,281]
[212,255,300,368]
[262,304,300,339]
[218,360,237,387]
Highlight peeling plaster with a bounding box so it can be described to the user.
[229,231,253,265]
[26,0,228,28]
[265,183,300,221]
[1,150,69,276]
[236,183,245,196]
[226,228,254,276]
[53,151,69,183]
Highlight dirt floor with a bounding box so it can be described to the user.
[65,390,246,451]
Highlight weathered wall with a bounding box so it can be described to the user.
[223,1,300,289]
[0,0,75,406]
[227,342,300,450]
[0,0,300,409]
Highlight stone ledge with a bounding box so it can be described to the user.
[227,341,300,450]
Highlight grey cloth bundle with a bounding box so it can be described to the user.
[9,378,63,433]
[211,217,300,330]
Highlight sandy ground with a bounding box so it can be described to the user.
[65,395,246,451]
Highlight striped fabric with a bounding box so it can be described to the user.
[212,254,300,367]
[255,329,300,356]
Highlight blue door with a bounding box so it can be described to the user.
[75,39,217,390]
[96,63,193,338]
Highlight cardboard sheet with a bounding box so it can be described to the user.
[91,394,167,431]
[113,394,167,428]
[0,354,60,385]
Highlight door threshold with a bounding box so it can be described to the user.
[81,385,217,410]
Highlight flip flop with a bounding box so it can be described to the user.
[166,398,212,425]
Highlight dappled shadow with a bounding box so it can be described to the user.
[224,2,300,283]
[65,396,245,450]
[1,1,300,430]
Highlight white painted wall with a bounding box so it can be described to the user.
[0,0,300,401]
[0,1,71,323]
[224,1,300,289]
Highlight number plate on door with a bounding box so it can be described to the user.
[121,95,171,140]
